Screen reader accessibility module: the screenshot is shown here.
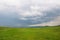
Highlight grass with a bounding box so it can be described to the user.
[0,26,60,40]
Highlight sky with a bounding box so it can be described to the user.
[0,0,60,27]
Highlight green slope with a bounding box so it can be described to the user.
[0,26,60,40]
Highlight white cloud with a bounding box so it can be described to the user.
[0,0,60,16]
[0,0,20,6]
[17,0,60,20]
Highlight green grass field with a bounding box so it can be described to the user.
[0,26,60,40]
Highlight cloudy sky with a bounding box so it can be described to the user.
[0,0,60,27]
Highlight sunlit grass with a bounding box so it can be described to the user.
[0,26,60,40]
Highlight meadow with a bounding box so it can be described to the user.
[0,26,60,40]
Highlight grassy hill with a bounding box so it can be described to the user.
[0,26,60,40]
